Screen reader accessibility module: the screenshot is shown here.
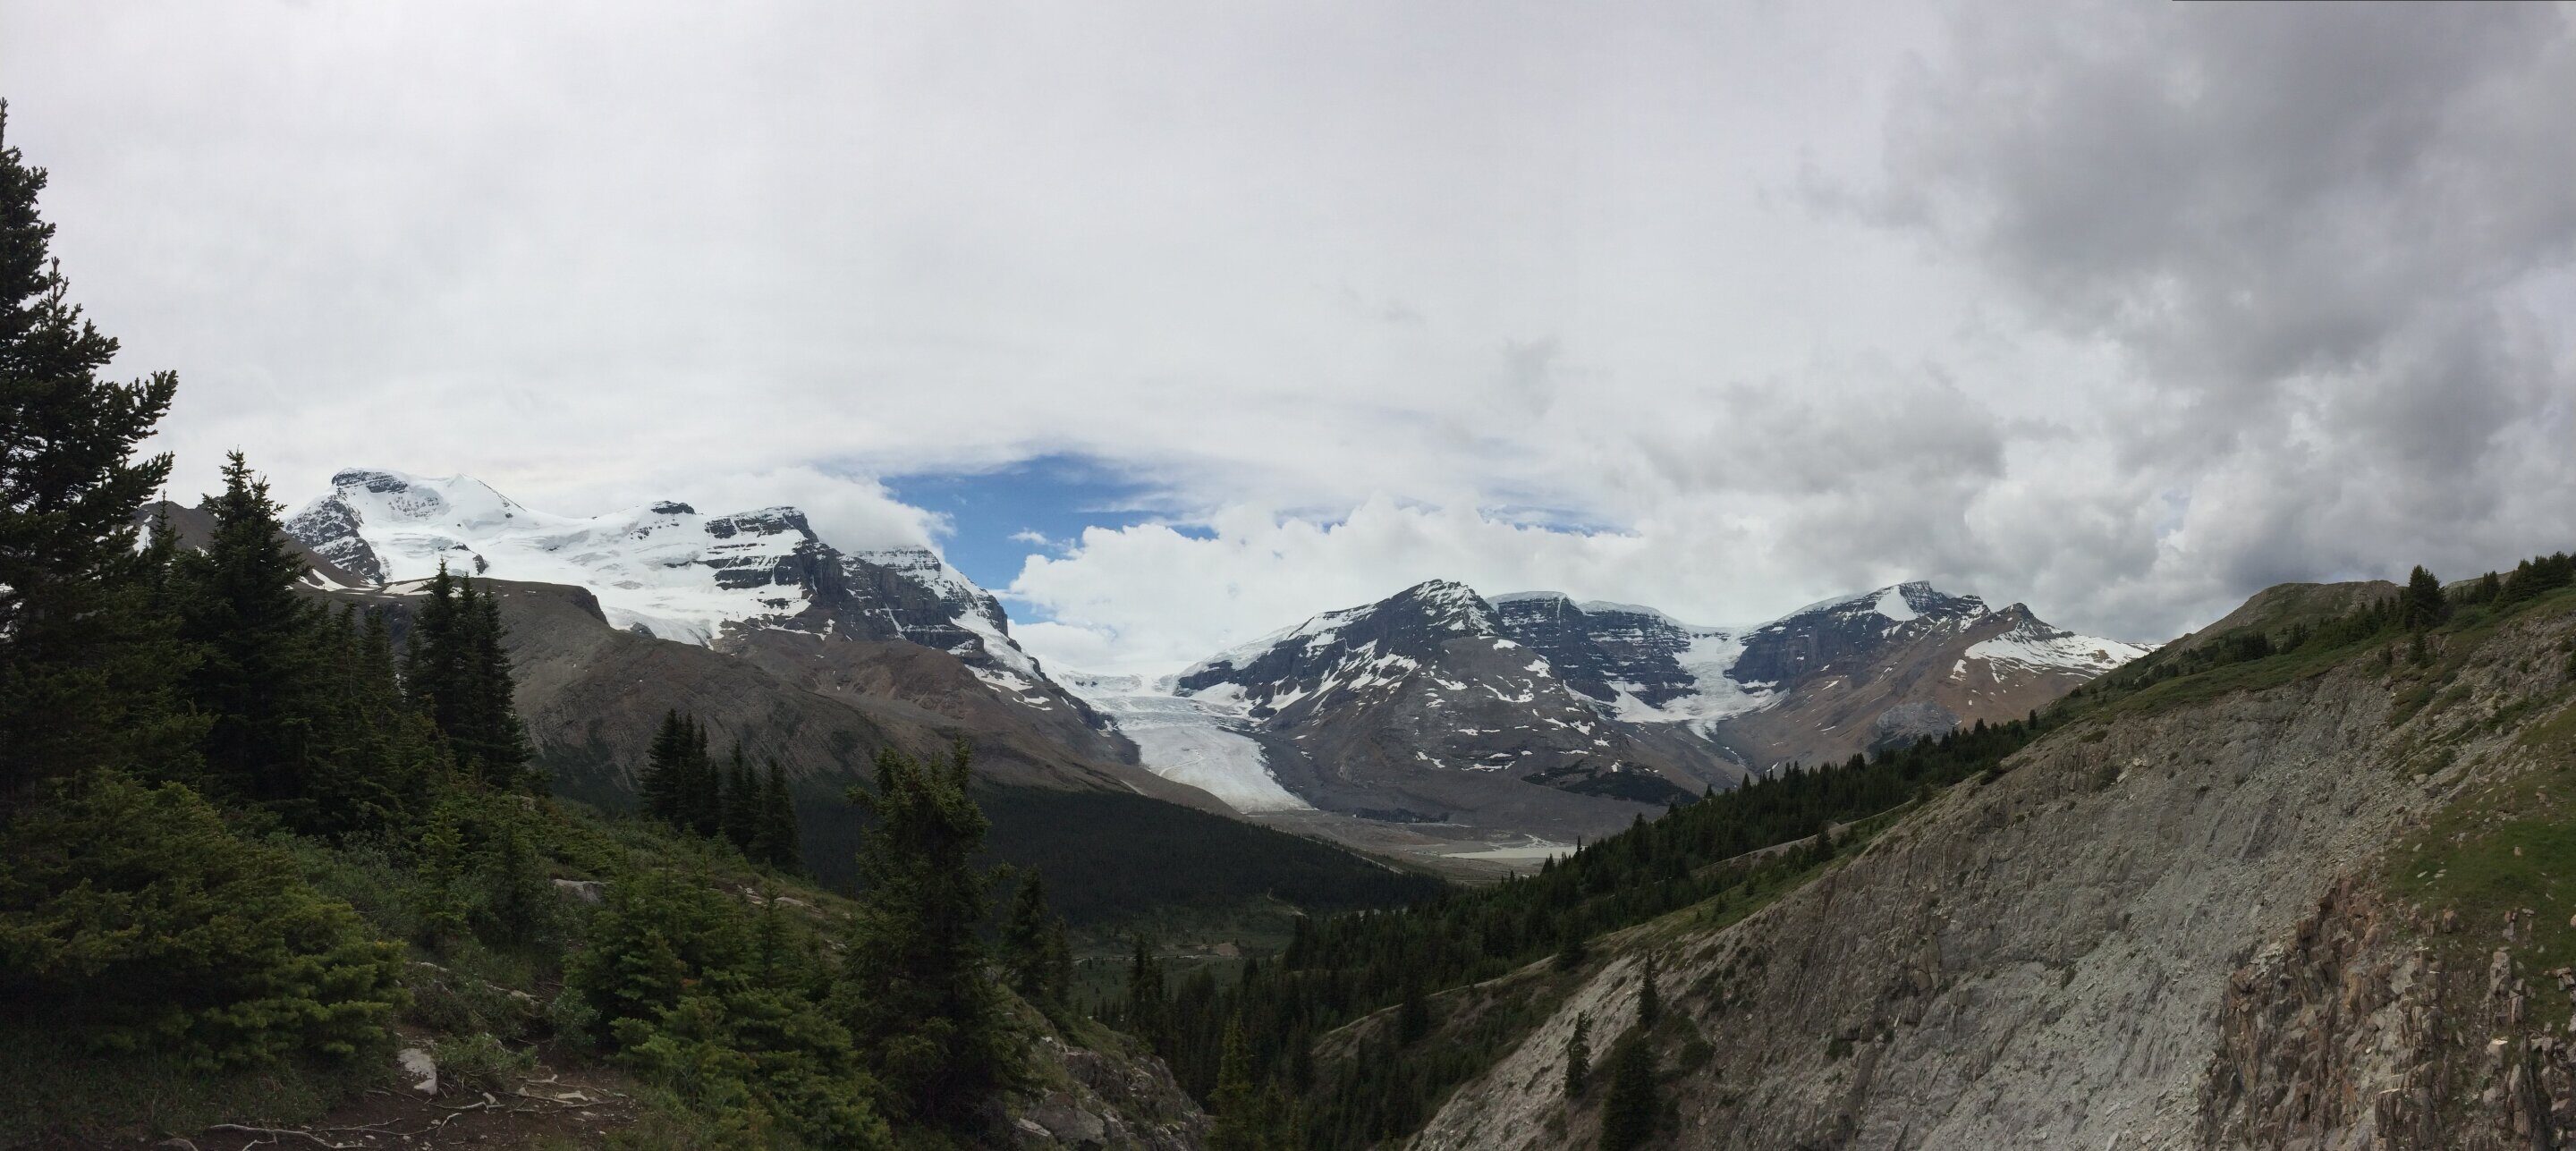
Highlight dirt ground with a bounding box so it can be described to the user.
[97,1057,643,1151]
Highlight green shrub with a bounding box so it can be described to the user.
[564,867,754,1039]
[569,865,891,1147]
[0,772,406,1069]
[432,1031,538,1093]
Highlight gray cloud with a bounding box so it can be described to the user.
[1853,0,2576,633]
[3,0,2569,668]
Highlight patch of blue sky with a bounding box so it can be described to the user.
[883,453,1181,599]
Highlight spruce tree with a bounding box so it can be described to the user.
[2402,564,2446,631]
[0,104,188,798]
[1563,1013,1592,1098]
[751,757,801,870]
[1555,925,1589,971]
[1599,1035,1658,1151]
[684,716,720,838]
[1124,935,1166,1047]
[1638,951,1660,1028]
[402,563,467,736]
[1208,1018,1266,1151]
[719,743,758,851]
[303,606,423,833]
[457,580,532,789]
[174,453,329,824]
[641,710,691,825]
[1003,870,1067,1013]
[837,741,1017,1127]
[1396,978,1430,1045]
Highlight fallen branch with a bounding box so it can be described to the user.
[207,1125,364,1150]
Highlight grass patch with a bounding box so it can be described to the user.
[2080,635,2380,719]
[2384,749,2576,1029]
[0,1026,385,1147]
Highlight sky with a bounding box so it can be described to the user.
[5,1,2573,675]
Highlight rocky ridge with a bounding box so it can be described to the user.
[1410,584,2576,1150]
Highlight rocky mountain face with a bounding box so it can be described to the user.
[1130,579,2146,841]
[1699,581,2149,772]
[1166,580,1724,838]
[1413,582,2576,1150]
[284,468,1123,765]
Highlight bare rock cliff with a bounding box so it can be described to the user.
[1416,600,2576,1150]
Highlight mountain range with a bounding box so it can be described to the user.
[1072,578,2146,843]
[275,468,2148,858]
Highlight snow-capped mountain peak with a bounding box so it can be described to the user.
[1132,576,2153,837]
[285,468,1046,690]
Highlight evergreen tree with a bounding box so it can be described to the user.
[1599,1035,1658,1151]
[1208,1018,1267,1151]
[455,580,532,789]
[304,606,431,833]
[402,563,468,735]
[1563,1013,1592,1098]
[2402,564,2447,631]
[720,743,758,852]
[1124,935,1166,1047]
[837,742,1018,1127]
[0,769,405,1069]
[173,453,330,825]
[472,813,555,948]
[414,800,471,950]
[1396,978,1431,1045]
[751,757,801,870]
[1003,870,1069,1013]
[0,105,188,798]
[641,709,691,826]
[1555,925,1589,971]
[1637,952,1660,1028]
[684,717,720,838]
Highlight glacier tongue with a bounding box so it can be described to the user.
[1058,673,1309,812]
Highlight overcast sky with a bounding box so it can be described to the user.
[6,1,2572,673]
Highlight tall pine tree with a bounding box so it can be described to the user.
[1563,1013,1592,1098]
[2402,564,2447,631]
[0,103,190,797]
[174,453,329,824]
[457,580,532,789]
[641,709,692,826]
[839,742,1019,1127]
[402,563,467,737]
[1002,870,1070,1014]
[684,717,719,838]
[719,743,758,852]
[1599,1034,1659,1151]
[1208,1018,1268,1151]
[751,757,801,870]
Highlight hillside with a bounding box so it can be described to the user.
[1413,574,2576,1149]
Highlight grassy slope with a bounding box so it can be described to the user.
[2378,591,2576,1032]
[2,801,848,1147]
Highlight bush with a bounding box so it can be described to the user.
[433,1031,538,1093]
[0,772,406,1069]
[568,865,891,1147]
